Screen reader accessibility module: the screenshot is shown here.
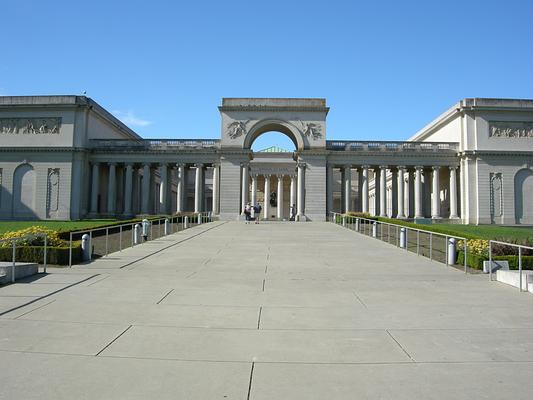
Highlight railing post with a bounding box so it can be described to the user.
[489,241,493,281]
[119,225,122,251]
[429,233,433,260]
[105,228,109,256]
[69,232,73,268]
[89,231,93,261]
[43,235,48,274]
[519,246,523,292]
[463,239,467,273]
[12,240,16,283]
[445,235,448,265]
[417,231,420,255]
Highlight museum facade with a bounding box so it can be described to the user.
[0,96,532,224]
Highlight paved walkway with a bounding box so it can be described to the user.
[1,221,533,399]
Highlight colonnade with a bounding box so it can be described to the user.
[241,162,305,220]
[89,162,220,216]
[328,164,459,219]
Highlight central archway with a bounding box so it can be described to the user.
[243,120,305,151]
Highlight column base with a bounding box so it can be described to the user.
[431,216,442,220]
[449,215,460,220]
[396,214,407,219]
[296,215,307,222]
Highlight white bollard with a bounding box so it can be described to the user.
[448,238,457,265]
[164,218,170,235]
[372,222,378,238]
[342,216,346,227]
[81,234,91,261]
[197,213,202,225]
[142,219,150,241]
[355,218,360,232]
[400,227,406,248]
[184,216,189,229]
[134,224,141,244]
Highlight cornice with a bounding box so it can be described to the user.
[219,105,329,114]
[0,146,87,153]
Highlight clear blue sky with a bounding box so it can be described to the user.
[2,0,532,149]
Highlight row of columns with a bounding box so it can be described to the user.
[90,162,220,216]
[241,162,305,220]
[330,164,459,219]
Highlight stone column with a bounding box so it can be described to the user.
[290,175,296,212]
[414,166,423,218]
[123,163,133,216]
[431,166,441,219]
[344,165,352,213]
[176,163,185,213]
[263,174,270,220]
[212,163,220,215]
[251,174,257,206]
[141,164,151,214]
[379,166,387,217]
[397,166,406,219]
[240,162,249,214]
[449,166,459,219]
[326,164,334,214]
[159,163,168,214]
[90,162,99,214]
[277,175,284,220]
[194,163,203,213]
[362,165,369,213]
[107,163,117,214]
[297,162,305,220]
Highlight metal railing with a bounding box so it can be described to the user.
[0,233,48,283]
[489,240,533,292]
[326,140,459,152]
[68,212,213,267]
[328,212,468,272]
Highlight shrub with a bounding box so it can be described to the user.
[346,212,373,218]
[0,244,81,265]
[0,226,65,247]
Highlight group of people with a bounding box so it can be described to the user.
[243,203,297,222]
[243,203,262,224]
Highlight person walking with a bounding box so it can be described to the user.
[244,203,251,224]
[254,203,262,224]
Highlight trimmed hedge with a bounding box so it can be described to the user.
[456,250,533,270]
[0,245,82,266]
[376,217,480,240]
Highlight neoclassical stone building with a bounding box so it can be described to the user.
[0,96,532,224]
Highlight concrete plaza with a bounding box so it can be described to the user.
[1,221,533,399]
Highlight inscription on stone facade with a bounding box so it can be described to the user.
[489,122,533,138]
[0,118,61,134]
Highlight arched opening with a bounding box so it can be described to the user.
[243,120,304,151]
[251,131,296,152]
[515,168,533,224]
[13,164,36,218]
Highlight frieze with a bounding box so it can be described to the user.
[0,117,61,134]
[489,122,533,138]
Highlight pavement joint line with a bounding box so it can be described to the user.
[246,362,255,400]
[386,329,416,362]
[352,291,368,309]
[119,222,227,270]
[95,324,133,356]
[4,349,533,365]
[156,289,175,305]
[257,306,262,329]
[13,299,56,319]
[87,275,110,286]
[262,279,266,292]
[0,274,101,317]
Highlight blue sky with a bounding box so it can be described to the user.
[2,0,532,149]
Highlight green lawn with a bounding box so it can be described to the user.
[431,224,533,241]
[0,220,118,234]
[373,217,533,242]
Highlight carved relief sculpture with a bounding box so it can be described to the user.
[46,168,60,217]
[489,122,533,138]
[490,172,503,223]
[299,121,322,139]
[226,120,250,139]
[0,118,61,134]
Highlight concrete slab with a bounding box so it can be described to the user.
[1,221,532,399]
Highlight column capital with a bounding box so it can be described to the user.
[297,162,306,169]
[415,165,424,171]
[379,165,388,169]
[276,174,284,179]
[158,162,168,167]
[449,165,458,171]
[211,162,220,168]
[240,161,249,167]
[361,164,370,169]
[396,165,406,170]
[195,163,204,168]
[432,165,441,171]
[108,162,117,166]
[91,161,100,166]
[124,162,133,167]
[264,173,271,178]
[344,164,352,169]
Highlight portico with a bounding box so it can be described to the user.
[1,96,533,224]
